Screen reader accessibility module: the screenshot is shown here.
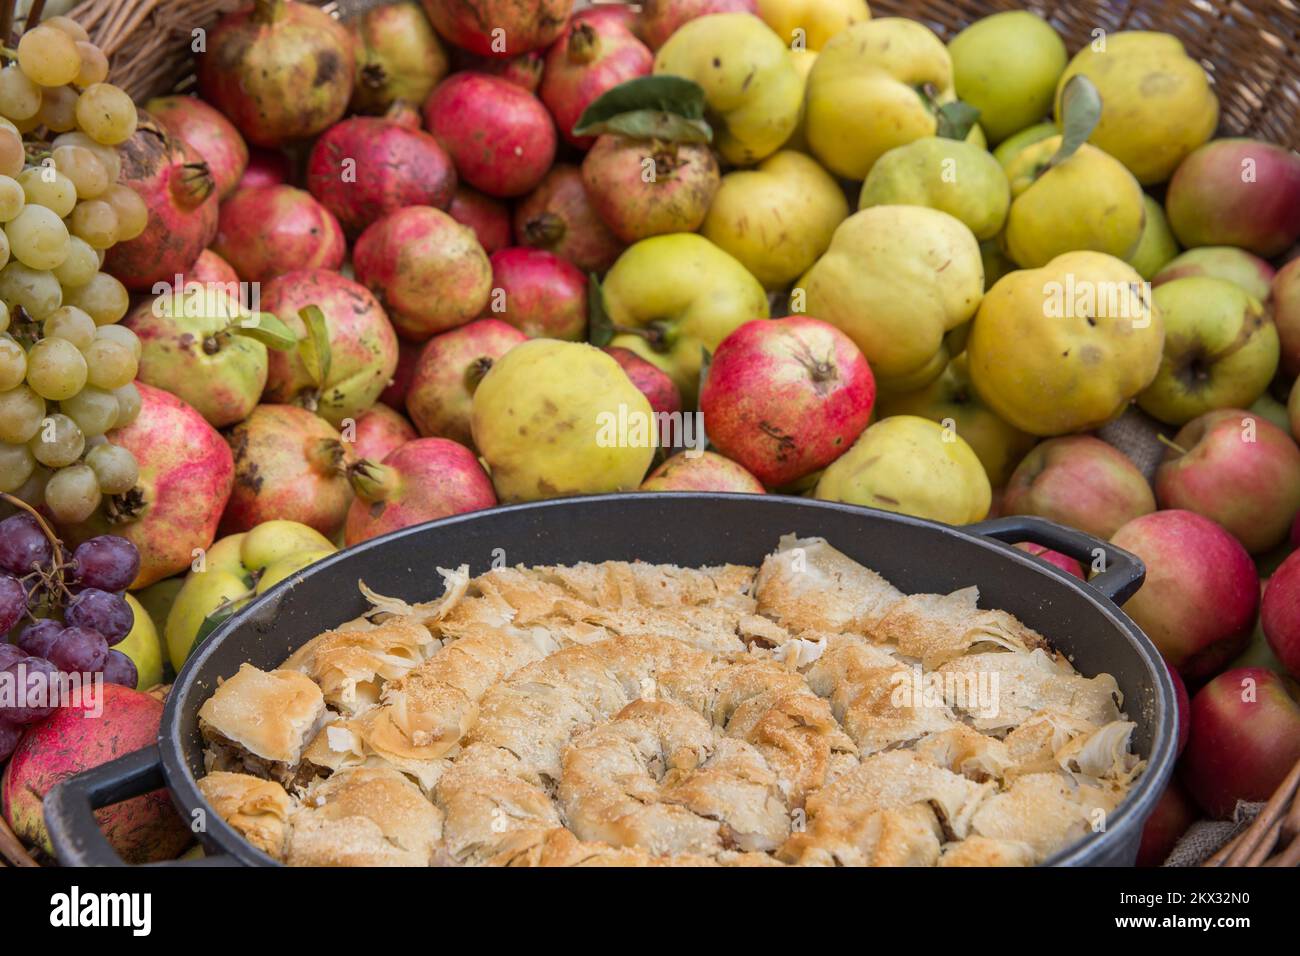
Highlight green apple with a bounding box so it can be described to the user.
[1250,392,1291,434]
[1138,276,1279,425]
[858,137,1010,241]
[949,11,1067,145]
[164,521,336,671]
[602,233,769,405]
[115,593,164,690]
[1127,196,1180,280]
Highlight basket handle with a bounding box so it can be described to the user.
[968,514,1145,604]
[44,744,235,867]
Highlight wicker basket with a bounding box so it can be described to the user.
[54,0,1300,150]
[0,0,1288,870]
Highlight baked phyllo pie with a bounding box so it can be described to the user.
[195,540,1144,866]
[199,663,327,785]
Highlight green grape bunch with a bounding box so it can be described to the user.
[0,15,146,526]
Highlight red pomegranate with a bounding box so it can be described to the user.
[514,164,624,272]
[541,7,652,149]
[448,185,512,254]
[221,404,353,539]
[307,116,457,236]
[240,147,292,189]
[60,383,234,588]
[343,403,418,463]
[146,95,249,199]
[637,0,757,50]
[212,185,346,283]
[381,339,422,410]
[197,0,355,147]
[406,318,527,446]
[350,0,449,115]
[345,437,497,545]
[605,346,682,418]
[103,117,219,292]
[353,205,493,341]
[420,0,573,57]
[261,269,400,428]
[485,247,587,340]
[423,72,556,197]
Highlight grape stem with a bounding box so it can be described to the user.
[0,492,71,621]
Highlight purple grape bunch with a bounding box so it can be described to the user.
[0,510,142,762]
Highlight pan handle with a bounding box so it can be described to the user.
[44,744,235,867]
[968,514,1145,604]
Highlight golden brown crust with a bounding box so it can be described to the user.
[197,771,293,861]
[288,766,442,866]
[198,664,326,768]
[194,539,1142,867]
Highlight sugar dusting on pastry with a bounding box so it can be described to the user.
[195,537,1144,866]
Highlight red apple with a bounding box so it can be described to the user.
[700,316,875,488]
[1014,542,1085,579]
[604,346,682,418]
[484,247,587,340]
[1002,435,1156,539]
[1135,779,1198,867]
[1262,549,1300,680]
[1112,510,1259,681]
[640,450,765,493]
[406,318,527,448]
[1152,246,1275,303]
[1155,409,1300,554]
[1166,138,1300,258]
[1274,258,1300,378]
[1180,667,1300,818]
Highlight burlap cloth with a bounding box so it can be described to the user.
[1163,801,1266,866]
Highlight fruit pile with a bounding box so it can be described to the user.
[3,0,1300,866]
[0,498,141,762]
[0,14,143,527]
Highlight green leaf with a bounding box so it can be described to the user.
[580,111,712,143]
[188,598,246,659]
[587,274,614,347]
[1049,75,1102,169]
[935,101,981,141]
[573,75,713,143]
[232,311,297,350]
[296,305,332,389]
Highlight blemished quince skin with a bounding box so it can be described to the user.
[967,251,1165,436]
[703,150,849,290]
[1055,31,1218,186]
[796,205,983,390]
[471,339,656,502]
[602,233,769,404]
[653,13,802,167]
[815,414,992,524]
[859,136,1010,241]
[1002,135,1145,269]
[948,11,1067,145]
[755,0,870,51]
[804,18,957,180]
